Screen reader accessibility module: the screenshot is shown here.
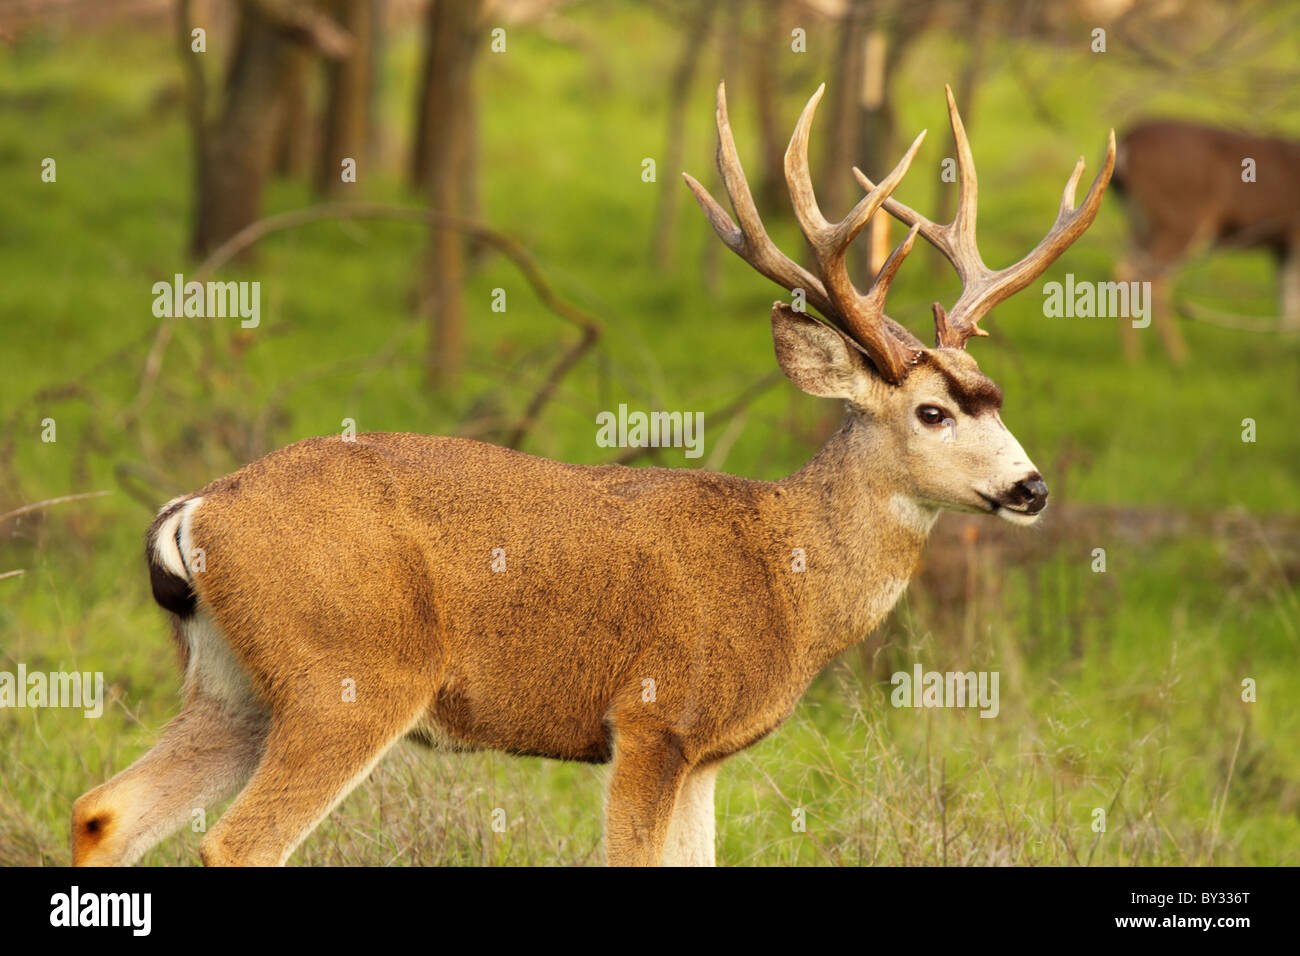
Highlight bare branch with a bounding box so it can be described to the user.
[242,0,354,59]
[130,203,603,451]
[0,490,111,524]
[611,370,784,466]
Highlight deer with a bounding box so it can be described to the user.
[71,82,1113,867]
[1111,119,1300,362]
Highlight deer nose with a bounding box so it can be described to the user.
[1010,473,1049,513]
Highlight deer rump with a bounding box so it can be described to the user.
[145,432,805,768]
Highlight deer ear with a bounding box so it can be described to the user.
[771,302,873,400]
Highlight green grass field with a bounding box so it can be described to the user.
[1,5,1297,865]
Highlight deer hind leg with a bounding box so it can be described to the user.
[72,613,269,866]
[603,726,691,867]
[198,673,426,867]
[1280,238,1300,331]
[661,761,719,867]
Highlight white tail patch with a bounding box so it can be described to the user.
[153,497,204,579]
[182,610,258,711]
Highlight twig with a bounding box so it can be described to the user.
[125,315,178,426]
[0,490,110,524]
[704,408,748,471]
[505,325,599,449]
[112,462,173,511]
[612,369,784,465]
[1176,298,1287,333]
[0,570,25,581]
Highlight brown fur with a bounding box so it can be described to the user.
[189,425,926,765]
[1113,120,1300,357]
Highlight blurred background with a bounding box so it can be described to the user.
[1,0,1298,865]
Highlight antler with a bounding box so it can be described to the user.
[855,85,1116,349]
[684,82,927,385]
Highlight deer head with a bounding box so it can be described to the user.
[685,83,1114,525]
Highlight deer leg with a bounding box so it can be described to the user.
[1280,239,1300,331]
[71,692,269,866]
[1120,261,1187,364]
[1142,229,1200,364]
[1151,275,1186,363]
[1120,224,1195,363]
[1115,254,1146,362]
[198,693,425,866]
[661,761,719,866]
[604,727,690,866]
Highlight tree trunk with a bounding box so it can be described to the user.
[459,75,484,265]
[412,0,484,387]
[751,0,787,213]
[273,45,314,178]
[931,0,987,229]
[818,0,869,225]
[701,0,743,294]
[838,0,936,282]
[858,28,891,278]
[367,0,386,164]
[191,3,296,258]
[650,1,714,268]
[316,0,372,196]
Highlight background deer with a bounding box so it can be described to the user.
[1111,120,1300,361]
[71,83,1112,867]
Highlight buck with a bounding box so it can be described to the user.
[1111,119,1300,361]
[72,83,1113,867]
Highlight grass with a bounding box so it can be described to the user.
[0,5,1297,865]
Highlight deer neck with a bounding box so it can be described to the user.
[776,407,938,667]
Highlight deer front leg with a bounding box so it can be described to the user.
[604,727,690,867]
[72,693,268,866]
[1115,254,1146,362]
[661,761,719,866]
[1118,237,1190,364]
[1151,275,1187,363]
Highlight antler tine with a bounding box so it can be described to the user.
[685,82,934,383]
[682,82,837,321]
[851,88,975,272]
[788,90,928,259]
[941,127,1116,343]
[862,223,921,315]
[783,84,925,384]
[855,87,1117,349]
[945,84,981,255]
[851,86,985,333]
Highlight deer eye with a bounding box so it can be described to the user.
[916,405,949,426]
